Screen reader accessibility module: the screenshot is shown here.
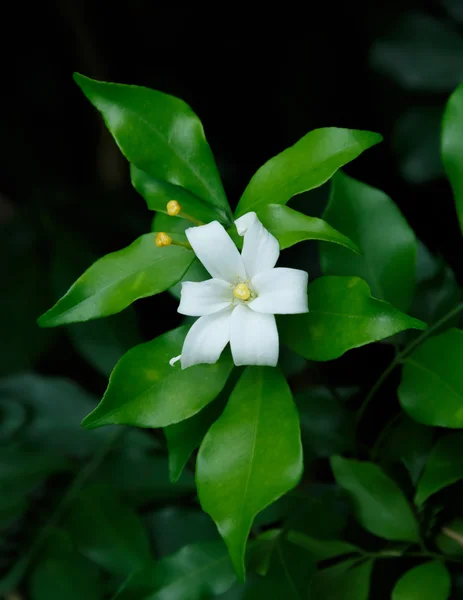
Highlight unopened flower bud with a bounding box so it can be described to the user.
[166,200,182,216]
[155,232,172,247]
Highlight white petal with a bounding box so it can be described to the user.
[178,278,233,316]
[169,355,181,367]
[249,267,309,314]
[186,221,246,282]
[181,307,233,369]
[230,304,279,366]
[234,212,279,279]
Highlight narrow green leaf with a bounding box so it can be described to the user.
[235,128,382,216]
[442,80,463,233]
[132,165,229,224]
[321,172,417,311]
[399,329,463,427]
[436,517,463,557]
[331,457,420,542]
[197,367,303,580]
[256,204,360,252]
[279,276,425,361]
[309,559,373,600]
[392,561,451,600]
[38,233,194,327]
[415,432,463,504]
[65,483,151,576]
[74,74,231,220]
[287,531,360,562]
[113,542,236,600]
[82,325,233,429]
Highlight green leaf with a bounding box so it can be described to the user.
[279,276,425,361]
[331,457,420,542]
[235,128,382,217]
[197,367,303,580]
[65,483,151,576]
[74,74,231,221]
[38,233,194,327]
[399,329,463,427]
[151,211,190,235]
[287,531,360,562]
[436,518,463,557]
[370,11,463,92]
[83,325,233,429]
[309,559,373,600]
[442,80,463,234]
[415,432,463,505]
[256,204,360,252]
[392,561,451,600]
[28,531,102,600]
[132,165,229,224]
[321,172,417,311]
[113,542,236,600]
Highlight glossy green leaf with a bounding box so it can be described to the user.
[331,457,420,542]
[65,483,151,576]
[436,518,463,557]
[392,561,451,600]
[132,165,229,224]
[370,11,463,91]
[28,531,102,600]
[256,204,360,252]
[83,325,233,429]
[442,80,463,233]
[113,542,236,600]
[415,432,463,504]
[280,276,425,361]
[38,233,194,327]
[321,172,417,311]
[74,74,231,221]
[287,531,360,562]
[309,559,373,600]
[235,128,382,217]
[197,367,303,580]
[151,211,190,235]
[399,329,463,427]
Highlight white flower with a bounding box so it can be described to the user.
[170,212,309,369]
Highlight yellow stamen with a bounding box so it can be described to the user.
[155,232,172,247]
[166,200,182,216]
[234,283,251,301]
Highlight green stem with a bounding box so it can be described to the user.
[357,302,463,425]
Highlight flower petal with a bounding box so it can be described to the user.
[178,278,233,316]
[186,221,246,282]
[230,304,278,366]
[181,307,233,369]
[249,267,309,314]
[235,212,279,279]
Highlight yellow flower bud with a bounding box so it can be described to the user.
[155,232,172,247]
[166,200,182,216]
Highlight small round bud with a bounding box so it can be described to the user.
[155,232,172,247]
[166,200,182,216]
[233,283,251,301]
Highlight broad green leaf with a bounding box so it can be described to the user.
[256,204,360,252]
[151,211,190,235]
[197,367,303,580]
[28,531,102,600]
[65,483,151,576]
[415,432,463,504]
[370,12,463,91]
[132,165,229,224]
[392,561,451,600]
[321,172,417,311]
[74,74,231,221]
[113,542,236,600]
[287,531,360,562]
[436,517,463,557]
[331,457,420,542]
[442,80,463,233]
[165,396,225,482]
[82,326,233,429]
[309,559,373,600]
[235,128,382,217]
[38,233,194,327]
[279,276,425,361]
[399,329,463,427]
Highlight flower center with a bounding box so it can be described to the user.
[233,282,251,301]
